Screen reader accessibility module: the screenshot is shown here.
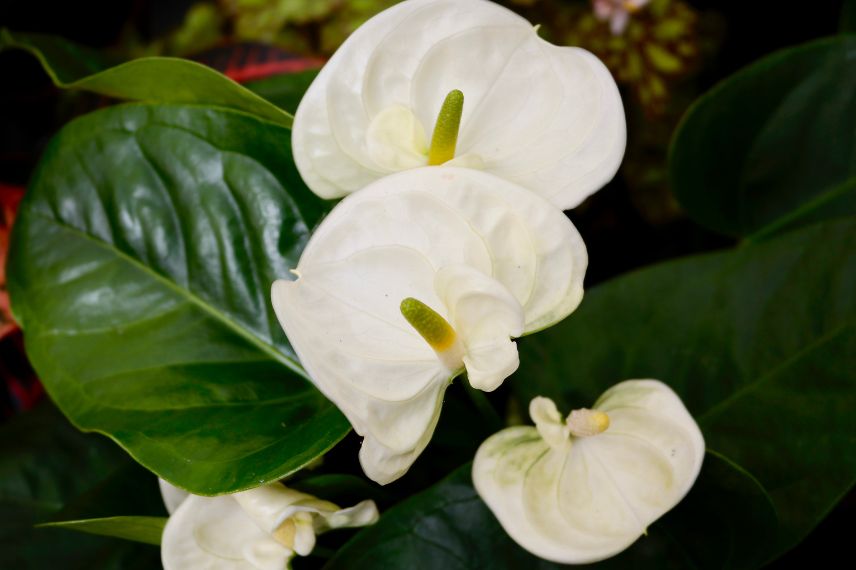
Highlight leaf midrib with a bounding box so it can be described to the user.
[698,323,851,424]
[31,210,309,381]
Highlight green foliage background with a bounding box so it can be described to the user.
[0,7,853,569]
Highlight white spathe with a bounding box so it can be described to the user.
[292,0,626,210]
[159,480,378,570]
[159,478,189,515]
[472,380,705,564]
[271,167,587,484]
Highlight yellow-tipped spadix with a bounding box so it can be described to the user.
[400,297,457,351]
[567,408,610,437]
[427,89,464,165]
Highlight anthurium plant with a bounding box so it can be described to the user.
[1,0,854,568]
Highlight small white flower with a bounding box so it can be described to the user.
[159,480,378,570]
[472,380,704,564]
[292,0,625,210]
[272,167,587,484]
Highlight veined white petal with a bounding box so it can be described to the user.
[272,168,586,484]
[231,485,338,536]
[435,265,523,391]
[161,483,379,569]
[161,493,294,570]
[302,167,586,332]
[365,105,429,171]
[292,0,626,209]
[473,380,704,564]
[159,478,190,515]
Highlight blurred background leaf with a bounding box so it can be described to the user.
[243,68,319,113]
[0,402,163,569]
[38,516,166,546]
[670,36,856,238]
[1,30,295,126]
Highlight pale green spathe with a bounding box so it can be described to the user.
[473,380,705,564]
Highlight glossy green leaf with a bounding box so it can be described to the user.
[0,29,294,127]
[8,102,350,495]
[0,403,162,569]
[244,69,320,114]
[328,452,777,570]
[670,37,856,238]
[513,218,856,562]
[38,516,166,546]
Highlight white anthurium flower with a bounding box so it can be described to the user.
[473,380,705,564]
[159,479,379,570]
[272,167,587,484]
[292,0,626,210]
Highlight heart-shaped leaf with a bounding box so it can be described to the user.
[670,37,856,239]
[0,29,294,127]
[8,102,350,495]
[512,218,856,562]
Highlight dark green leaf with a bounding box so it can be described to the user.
[699,326,856,557]
[0,29,294,127]
[841,0,856,33]
[38,516,166,546]
[289,474,389,507]
[0,403,162,569]
[656,451,778,570]
[513,218,856,562]
[8,102,350,495]
[326,464,560,570]
[244,69,320,114]
[669,37,856,238]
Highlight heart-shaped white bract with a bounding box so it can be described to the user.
[473,380,705,564]
[271,167,587,484]
[159,480,378,570]
[292,0,626,210]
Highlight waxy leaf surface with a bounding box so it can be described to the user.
[8,103,350,495]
